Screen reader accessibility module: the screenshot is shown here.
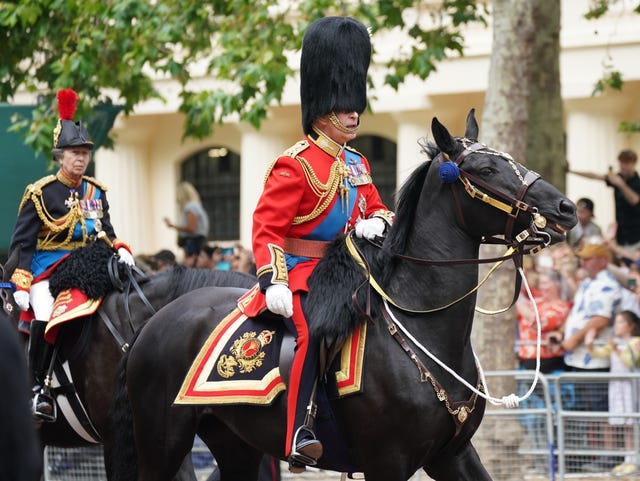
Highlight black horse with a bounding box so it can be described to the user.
[0,260,256,481]
[109,110,577,481]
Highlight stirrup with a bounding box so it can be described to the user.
[32,391,57,422]
[289,426,323,468]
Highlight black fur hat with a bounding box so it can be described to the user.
[300,17,371,135]
[53,89,94,150]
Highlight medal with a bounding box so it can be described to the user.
[65,189,78,209]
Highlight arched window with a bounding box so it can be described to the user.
[349,135,397,208]
[181,146,241,241]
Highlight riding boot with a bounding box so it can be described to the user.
[28,320,57,422]
[288,359,322,472]
[288,384,322,473]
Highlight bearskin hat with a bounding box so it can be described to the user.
[300,17,371,135]
[52,89,94,150]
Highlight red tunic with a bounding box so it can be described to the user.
[252,130,393,295]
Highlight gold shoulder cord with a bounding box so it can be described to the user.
[292,157,347,225]
[27,187,88,251]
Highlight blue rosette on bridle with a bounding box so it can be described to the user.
[439,161,460,183]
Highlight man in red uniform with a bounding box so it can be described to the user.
[250,16,394,472]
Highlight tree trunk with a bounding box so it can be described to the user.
[527,0,566,191]
[472,2,563,478]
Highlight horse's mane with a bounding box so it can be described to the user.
[163,265,256,299]
[384,146,437,256]
[307,144,438,342]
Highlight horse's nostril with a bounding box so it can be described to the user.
[559,199,576,215]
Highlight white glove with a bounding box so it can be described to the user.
[117,247,135,267]
[355,217,386,240]
[265,284,293,317]
[13,290,30,311]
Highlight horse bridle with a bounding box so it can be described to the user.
[445,138,551,251]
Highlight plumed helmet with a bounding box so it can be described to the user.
[300,16,371,135]
[52,89,94,150]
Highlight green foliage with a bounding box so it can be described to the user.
[620,121,640,133]
[0,0,487,155]
[585,0,640,19]
[584,1,639,133]
[592,69,623,95]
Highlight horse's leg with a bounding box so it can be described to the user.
[424,441,492,481]
[173,455,198,481]
[129,380,198,481]
[198,418,264,481]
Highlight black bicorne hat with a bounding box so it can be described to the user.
[300,17,371,135]
[52,89,94,150]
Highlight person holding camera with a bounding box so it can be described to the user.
[569,149,640,249]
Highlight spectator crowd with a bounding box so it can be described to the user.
[515,148,640,476]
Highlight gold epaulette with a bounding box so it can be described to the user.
[83,175,108,191]
[18,175,56,213]
[283,139,309,158]
[262,140,311,186]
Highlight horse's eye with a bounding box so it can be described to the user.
[479,167,494,176]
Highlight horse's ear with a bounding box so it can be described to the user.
[431,117,456,155]
[464,108,479,140]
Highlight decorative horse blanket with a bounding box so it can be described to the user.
[174,303,367,406]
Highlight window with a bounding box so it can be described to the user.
[181,147,241,241]
[349,135,397,208]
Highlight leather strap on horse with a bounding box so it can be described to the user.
[346,232,517,315]
[97,308,130,352]
[122,266,156,325]
[52,360,102,443]
[107,255,156,329]
[380,302,481,437]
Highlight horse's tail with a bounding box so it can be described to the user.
[108,330,141,481]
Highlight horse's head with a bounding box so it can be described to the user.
[428,109,577,250]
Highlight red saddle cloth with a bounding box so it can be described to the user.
[45,288,102,343]
[19,288,102,344]
[174,286,367,406]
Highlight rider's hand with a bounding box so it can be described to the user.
[13,290,30,311]
[355,217,386,240]
[117,247,135,267]
[265,284,293,317]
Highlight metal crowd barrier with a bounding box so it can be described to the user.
[43,371,640,481]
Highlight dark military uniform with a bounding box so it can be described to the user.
[10,169,124,296]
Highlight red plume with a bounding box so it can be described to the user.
[56,89,78,121]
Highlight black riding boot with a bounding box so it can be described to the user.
[29,320,56,422]
[289,390,322,473]
[288,359,322,472]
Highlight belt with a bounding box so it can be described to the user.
[36,240,89,251]
[283,237,329,258]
